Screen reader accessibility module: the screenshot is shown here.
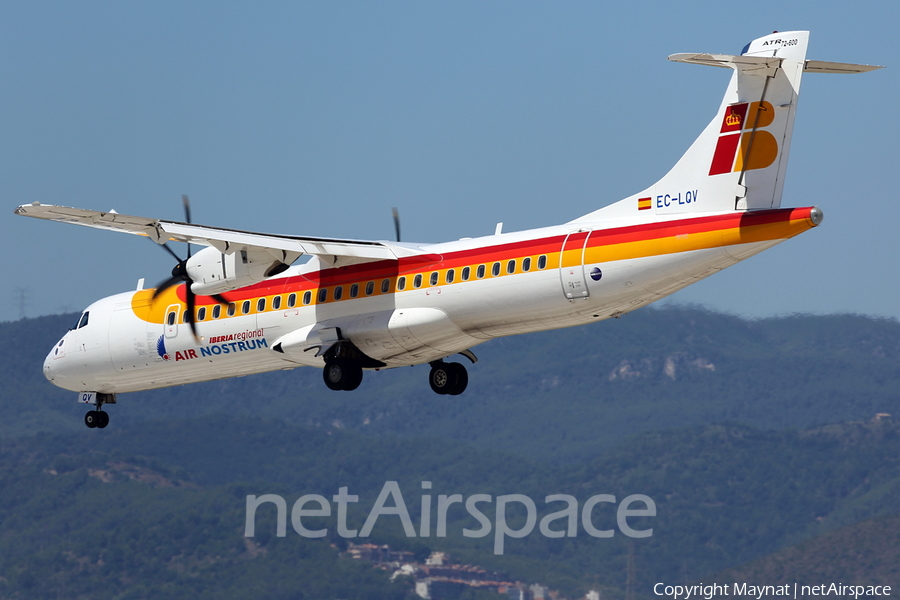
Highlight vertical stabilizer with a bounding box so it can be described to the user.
[575,31,812,222]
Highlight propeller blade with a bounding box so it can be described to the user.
[182,194,193,258]
[182,194,192,224]
[159,242,183,263]
[152,274,185,299]
[184,286,199,340]
[148,196,216,339]
[391,207,401,242]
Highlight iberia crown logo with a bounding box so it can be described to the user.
[709,101,778,176]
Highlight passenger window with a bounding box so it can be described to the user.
[398,276,406,291]
[430,272,439,286]
[507,259,516,274]
[212,305,221,319]
[197,307,206,321]
[522,257,532,272]
[257,298,266,312]
[492,262,501,277]
[303,291,312,305]
[414,274,423,288]
[381,279,390,293]
[538,255,548,269]
[228,303,236,317]
[350,284,359,298]
[241,300,251,315]
[318,288,328,303]
[167,311,176,326]
[446,269,455,284]
[334,286,343,301]
[273,296,282,310]
[461,266,470,281]
[365,281,375,295]
[288,293,297,308]
[476,264,485,279]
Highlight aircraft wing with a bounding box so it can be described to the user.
[14,203,423,267]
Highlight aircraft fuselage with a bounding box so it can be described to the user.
[44,207,819,394]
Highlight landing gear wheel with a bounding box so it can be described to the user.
[323,359,364,391]
[429,362,469,395]
[323,360,346,391]
[447,363,468,396]
[342,364,363,391]
[96,411,110,429]
[84,410,99,428]
[429,364,451,395]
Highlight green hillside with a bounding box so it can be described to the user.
[5,308,900,462]
[713,511,900,588]
[2,414,899,598]
[3,309,900,598]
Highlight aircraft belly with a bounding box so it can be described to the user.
[575,240,783,320]
[382,307,481,360]
[451,269,586,340]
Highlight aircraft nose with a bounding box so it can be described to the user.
[43,351,56,382]
[44,337,67,383]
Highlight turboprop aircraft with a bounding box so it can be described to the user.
[15,31,881,428]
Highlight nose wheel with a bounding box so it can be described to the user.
[429,361,468,395]
[83,392,115,428]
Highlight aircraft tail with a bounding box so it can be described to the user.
[574,31,880,223]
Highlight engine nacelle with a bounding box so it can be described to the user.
[185,246,294,295]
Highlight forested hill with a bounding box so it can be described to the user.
[1,415,898,599]
[2,309,899,598]
[5,307,900,462]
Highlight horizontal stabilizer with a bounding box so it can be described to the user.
[804,60,884,74]
[668,53,781,76]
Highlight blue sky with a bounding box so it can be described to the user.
[2,1,895,320]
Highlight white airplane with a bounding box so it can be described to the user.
[16,31,880,428]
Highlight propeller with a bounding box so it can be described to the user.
[391,207,401,242]
[151,195,228,340]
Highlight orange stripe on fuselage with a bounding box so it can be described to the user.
[132,207,817,324]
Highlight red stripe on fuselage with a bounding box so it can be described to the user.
[176,207,812,304]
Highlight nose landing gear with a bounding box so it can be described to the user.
[84,409,109,429]
[83,392,115,429]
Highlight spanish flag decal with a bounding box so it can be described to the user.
[638,197,652,211]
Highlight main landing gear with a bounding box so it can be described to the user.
[428,361,468,396]
[322,358,364,391]
[319,345,474,395]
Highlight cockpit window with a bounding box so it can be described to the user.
[73,312,90,329]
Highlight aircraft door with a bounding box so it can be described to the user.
[559,230,591,300]
[164,304,181,339]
